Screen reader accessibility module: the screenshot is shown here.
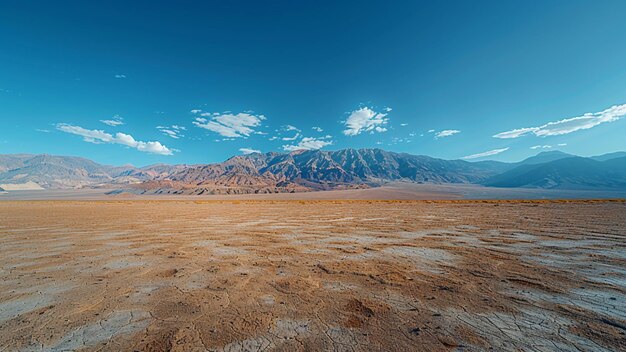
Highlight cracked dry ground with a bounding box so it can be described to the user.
[0,200,625,351]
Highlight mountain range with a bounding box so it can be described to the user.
[1,149,625,194]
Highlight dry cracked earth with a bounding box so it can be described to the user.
[0,200,625,351]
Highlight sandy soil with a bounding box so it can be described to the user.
[0,200,625,351]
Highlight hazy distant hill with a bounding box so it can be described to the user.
[483,156,626,189]
[516,151,575,166]
[1,149,625,192]
[0,154,118,188]
[590,151,626,162]
[0,154,180,189]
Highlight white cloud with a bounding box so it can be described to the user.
[35,129,50,133]
[191,110,265,138]
[283,136,333,151]
[159,129,179,139]
[427,129,435,133]
[343,107,389,136]
[100,115,124,127]
[435,129,461,138]
[56,123,174,155]
[284,125,301,132]
[282,133,300,141]
[530,145,552,150]
[557,143,567,146]
[492,127,537,139]
[462,147,509,160]
[114,74,126,79]
[391,137,412,144]
[239,147,261,154]
[312,126,323,132]
[494,104,626,139]
[400,123,408,127]
[157,125,186,139]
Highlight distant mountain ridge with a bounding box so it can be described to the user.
[0,154,123,188]
[515,151,575,165]
[591,151,626,162]
[1,149,625,193]
[0,154,186,189]
[484,156,626,189]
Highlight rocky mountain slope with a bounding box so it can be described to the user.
[139,149,504,194]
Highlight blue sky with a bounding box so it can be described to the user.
[1,0,626,166]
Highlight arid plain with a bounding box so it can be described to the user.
[1,200,625,351]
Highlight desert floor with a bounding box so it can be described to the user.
[0,200,625,351]
[3,183,626,201]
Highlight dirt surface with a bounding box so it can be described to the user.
[2,182,626,201]
[1,200,625,351]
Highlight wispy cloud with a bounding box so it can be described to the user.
[282,133,300,141]
[56,123,174,155]
[530,145,552,150]
[114,74,126,79]
[100,115,124,127]
[157,125,186,139]
[494,104,626,139]
[390,137,412,144]
[343,107,389,136]
[239,147,261,154]
[434,129,460,138]
[493,127,536,139]
[312,126,323,132]
[462,147,509,160]
[191,110,265,138]
[284,125,301,132]
[35,128,50,133]
[283,136,333,151]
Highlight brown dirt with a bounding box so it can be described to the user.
[0,200,625,351]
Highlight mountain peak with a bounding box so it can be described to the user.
[536,150,569,156]
[519,150,574,165]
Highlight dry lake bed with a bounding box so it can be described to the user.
[1,200,625,351]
